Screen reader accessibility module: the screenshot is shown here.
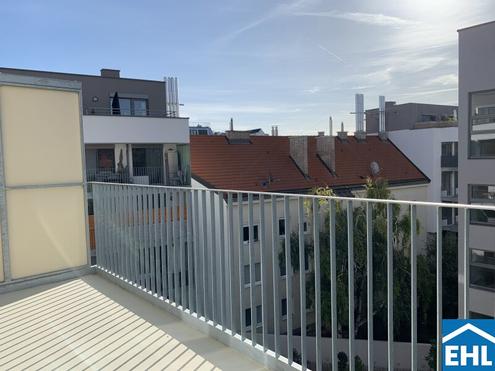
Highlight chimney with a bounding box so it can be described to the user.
[329,116,333,136]
[354,93,366,141]
[316,135,336,173]
[165,77,180,117]
[226,130,251,143]
[100,68,120,78]
[289,137,309,177]
[378,95,388,140]
[229,118,234,131]
[337,122,348,141]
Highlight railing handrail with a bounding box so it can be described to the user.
[84,106,181,118]
[88,181,495,211]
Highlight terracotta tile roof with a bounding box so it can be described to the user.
[190,135,429,192]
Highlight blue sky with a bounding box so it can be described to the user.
[1,1,494,134]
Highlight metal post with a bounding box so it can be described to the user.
[329,199,338,371]
[259,194,267,350]
[436,206,442,371]
[248,193,256,345]
[347,200,354,371]
[463,208,470,319]
[271,195,280,357]
[313,198,322,371]
[298,197,306,370]
[284,196,293,365]
[366,202,373,371]
[386,203,394,370]
[411,205,417,371]
[218,192,226,329]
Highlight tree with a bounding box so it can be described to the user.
[278,178,449,342]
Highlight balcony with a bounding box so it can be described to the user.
[2,183,495,370]
[82,110,189,145]
[441,154,458,168]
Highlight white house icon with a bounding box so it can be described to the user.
[443,323,495,367]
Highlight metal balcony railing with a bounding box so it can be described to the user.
[86,168,130,183]
[132,166,164,185]
[91,182,495,371]
[83,107,178,118]
[441,154,458,168]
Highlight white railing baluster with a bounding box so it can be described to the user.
[227,192,235,333]
[347,200,355,371]
[298,197,306,370]
[248,193,256,345]
[411,205,417,371]
[259,194,267,350]
[187,190,194,311]
[239,192,245,339]
[210,191,217,325]
[329,199,337,371]
[366,201,373,371]
[313,198,322,371]
[201,190,208,319]
[463,208,470,319]
[284,196,293,365]
[436,206,443,371]
[271,195,280,357]
[193,190,200,313]
[387,203,394,370]
[218,192,226,329]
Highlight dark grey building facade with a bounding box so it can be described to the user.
[366,101,458,133]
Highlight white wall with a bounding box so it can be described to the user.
[389,127,457,232]
[83,115,189,144]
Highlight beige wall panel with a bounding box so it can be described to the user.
[7,186,87,279]
[0,86,83,186]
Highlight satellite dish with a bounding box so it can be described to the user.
[370,161,380,176]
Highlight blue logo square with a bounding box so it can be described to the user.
[442,320,495,369]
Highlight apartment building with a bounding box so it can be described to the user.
[0,67,191,188]
[366,100,458,232]
[190,130,429,340]
[365,101,457,134]
[458,21,495,318]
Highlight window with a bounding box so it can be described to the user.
[243,225,259,243]
[281,298,287,317]
[279,241,286,276]
[245,306,263,328]
[245,308,251,327]
[110,97,149,116]
[420,114,436,122]
[279,219,285,236]
[97,148,114,169]
[469,90,495,157]
[243,263,261,285]
[470,185,495,226]
[470,249,495,291]
[441,171,457,197]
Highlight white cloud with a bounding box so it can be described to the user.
[425,74,458,87]
[294,11,418,27]
[217,0,315,43]
[304,86,321,94]
[316,44,344,63]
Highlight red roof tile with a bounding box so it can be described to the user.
[190,135,429,192]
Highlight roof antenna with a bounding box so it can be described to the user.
[229,118,234,131]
